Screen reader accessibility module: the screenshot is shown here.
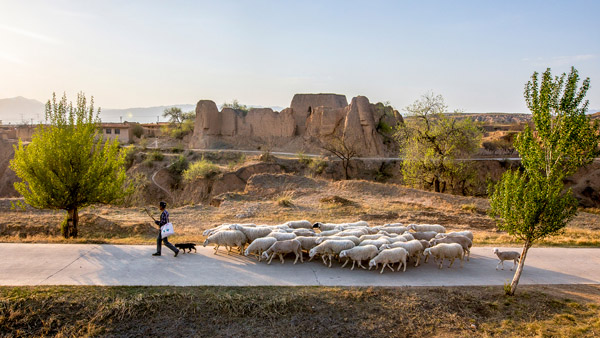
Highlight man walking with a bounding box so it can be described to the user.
[153,201,180,257]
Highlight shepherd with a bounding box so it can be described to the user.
[152,201,180,257]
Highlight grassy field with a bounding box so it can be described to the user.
[1,285,599,337]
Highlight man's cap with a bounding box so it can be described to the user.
[159,201,167,208]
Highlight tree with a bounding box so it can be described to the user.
[163,107,185,127]
[319,134,359,180]
[10,93,129,238]
[489,67,600,295]
[395,93,482,194]
[222,99,249,114]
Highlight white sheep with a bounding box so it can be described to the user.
[315,236,360,246]
[339,245,379,270]
[408,223,446,233]
[244,237,277,261]
[435,230,474,241]
[309,240,355,267]
[267,232,297,241]
[379,240,424,266]
[358,238,391,249]
[423,243,464,269]
[368,248,409,274]
[232,224,272,243]
[312,222,340,231]
[387,236,408,244]
[317,229,341,236]
[493,248,521,271]
[292,228,317,237]
[399,232,415,241]
[410,231,439,241]
[261,239,303,264]
[203,223,237,236]
[285,220,313,229]
[203,230,247,255]
[337,229,368,238]
[376,226,408,234]
[382,222,404,227]
[359,234,387,241]
[295,236,320,258]
[430,235,473,261]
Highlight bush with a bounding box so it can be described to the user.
[169,155,189,176]
[275,191,295,208]
[148,150,164,161]
[123,145,138,170]
[183,158,220,182]
[131,124,144,138]
[297,152,311,165]
[308,157,328,175]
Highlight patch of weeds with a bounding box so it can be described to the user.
[9,200,27,211]
[275,191,295,208]
[308,157,328,175]
[148,150,164,161]
[297,152,311,165]
[461,203,477,213]
[183,157,220,181]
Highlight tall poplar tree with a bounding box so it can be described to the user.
[489,67,600,295]
[10,93,129,238]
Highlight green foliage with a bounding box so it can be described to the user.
[148,150,164,161]
[163,107,195,139]
[377,120,393,134]
[9,92,130,238]
[308,157,328,175]
[122,173,151,206]
[9,200,27,211]
[222,99,249,114]
[131,124,144,139]
[183,158,220,182]
[489,67,600,295]
[395,93,482,194]
[123,145,138,170]
[168,155,189,185]
[296,152,311,165]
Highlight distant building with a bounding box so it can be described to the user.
[99,123,134,143]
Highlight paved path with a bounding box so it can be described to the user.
[1,243,598,286]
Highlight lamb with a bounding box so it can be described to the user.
[339,245,379,270]
[410,231,439,241]
[423,243,464,269]
[261,239,303,264]
[309,240,355,267]
[292,228,317,237]
[430,235,473,261]
[434,230,474,241]
[232,224,273,243]
[315,236,360,246]
[368,248,409,274]
[493,248,521,271]
[408,224,446,233]
[358,238,391,249]
[379,240,424,266]
[285,220,313,229]
[244,237,277,261]
[203,230,247,255]
[267,232,297,241]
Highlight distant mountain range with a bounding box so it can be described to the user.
[0,96,597,125]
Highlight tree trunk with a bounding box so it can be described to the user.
[508,240,531,296]
[434,178,440,192]
[62,207,79,238]
[343,160,350,180]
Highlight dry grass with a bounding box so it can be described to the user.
[476,228,600,247]
[1,285,599,337]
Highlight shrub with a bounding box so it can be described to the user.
[131,124,144,138]
[275,191,295,208]
[148,150,164,161]
[308,157,328,175]
[123,145,138,170]
[183,158,220,182]
[169,154,189,177]
[297,152,311,165]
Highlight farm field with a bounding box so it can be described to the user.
[1,285,599,337]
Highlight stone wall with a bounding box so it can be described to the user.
[189,93,403,157]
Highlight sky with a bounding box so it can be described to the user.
[0,0,599,117]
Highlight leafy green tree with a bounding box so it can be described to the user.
[489,67,600,295]
[222,99,249,114]
[163,107,195,139]
[163,107,185,127]
[10,93,130,238]
[395,93,482,194]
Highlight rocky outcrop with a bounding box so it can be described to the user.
[189,93,403,156]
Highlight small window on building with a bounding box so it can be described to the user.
[106,128,111,134]
[115,128,120,135]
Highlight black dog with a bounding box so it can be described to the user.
[174,243,197,253]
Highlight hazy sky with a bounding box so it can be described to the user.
[1,0,599,113]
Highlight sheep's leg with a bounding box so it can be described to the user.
[359,261,367,270]
[214,245,219,255]
[402,258,407,272]
[267,253,274,265]
[350,260,356,270]
[448,258,455,268]
[496,260,501,270]
[466,249,470,261]
[321,255,328,266]
[512,258,517,271]
[299,249,304,263]
[460,256,464,268]
[380,264,386,274]
[293,253,299,265]
[414,254,421,267]
[501,260,505,270]
[328,254,333,268]
[438,259,444,269]
[341,259,349,268]
[387,263,394,272]
[279,253,285,264]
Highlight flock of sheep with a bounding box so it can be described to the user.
[201,220,506,273]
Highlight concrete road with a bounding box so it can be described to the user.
[0,243,598,286]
